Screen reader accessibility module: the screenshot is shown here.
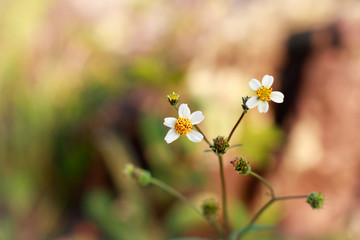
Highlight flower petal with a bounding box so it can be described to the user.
[164,129,180,143]
[178,103,191,118]
[258,101,269,113]
[186,130,203,143]
[189,111,204,124]
[270,91,284,103]
[163,117,177,128]
[262,75,274,88]
[246,96,260,109]
[249,79,262,91]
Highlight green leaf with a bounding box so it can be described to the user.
[229,144,243,149]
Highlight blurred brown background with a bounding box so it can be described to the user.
[1,0,360,239]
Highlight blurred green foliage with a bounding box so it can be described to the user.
[0,0,335,239]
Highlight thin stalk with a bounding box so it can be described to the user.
[194,125,211,146]
[275,195,308,201]
[236,198,275,239]
[236,193,308,239]
[218,155,230,238]
[249,171,275,198]
[150,178,224,236]
[227,111,246,143]
[235,171,308,239]
[207,216,226,238]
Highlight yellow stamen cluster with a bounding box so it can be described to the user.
[175,117,192,135]
[256,86,272,101]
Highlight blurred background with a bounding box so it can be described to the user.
[1,0,360,239]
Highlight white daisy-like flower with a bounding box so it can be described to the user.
[164,103,204,143]
[246,75,284,113]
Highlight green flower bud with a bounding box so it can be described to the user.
[167,92,180,107]
[230,156,251,175]
[123,163,152,186]
[211,136,230,155]
[242,96,250,113]
[201,199,218,216]
[123,163,135,176]
[306,192,325,209]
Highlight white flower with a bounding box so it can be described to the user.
[164,103,204,143]
[246,75,284,113]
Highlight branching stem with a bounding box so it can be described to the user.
[150,177,224,236]
[235,171,308,239]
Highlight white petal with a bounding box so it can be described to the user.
[246,96,260,109]
[262,75,274,88]
[270,91,284,103]
[178,103,191,118]
[163,117,177,128]
[164,129,180,143]
[258,101,269,113]
[189,111,204,124]
[186,130,203,143]
[249,79,262,91]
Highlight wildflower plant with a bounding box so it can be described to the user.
[125,77,324,239]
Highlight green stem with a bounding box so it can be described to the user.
[194,125,211,146]
[235,170,308,240]
[227,111,246,143]
[150,178,224,236]
[236,198,275,239]
[207,216,226,237]
[275,195,308,201]
[249,171,275,198]
[218,155,230,238]
[236,195,308,239]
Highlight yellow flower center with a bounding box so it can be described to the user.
[175,117,192,135]
[256,86,272,101]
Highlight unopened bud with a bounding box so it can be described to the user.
[124,164,152,186]
[211,136,230,155]
[167,92,180,107]
[201,199,218,216]
[306,192,325,209]
[242,96,250,113]
[230,156,251,175]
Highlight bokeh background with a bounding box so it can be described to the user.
[1,0,360,239]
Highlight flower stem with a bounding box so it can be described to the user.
[194,125,211,146]
[234,171,309,239]
[227,111,246,143]
[236,198,274,239]
[218,155,230,238]
[150,177,224,236]
[236,195,308,239]
[249,171,275,198]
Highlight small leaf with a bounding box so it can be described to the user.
[229,144,243,149]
